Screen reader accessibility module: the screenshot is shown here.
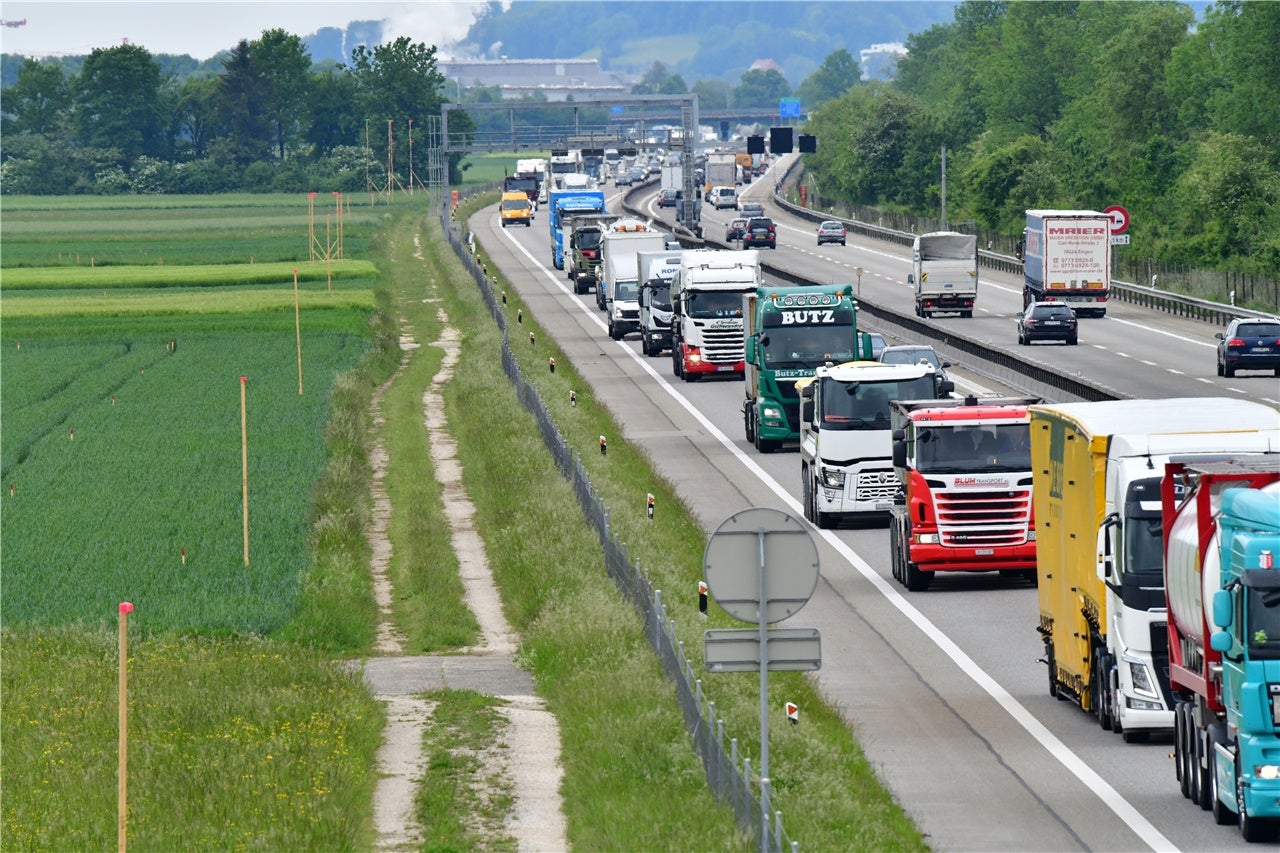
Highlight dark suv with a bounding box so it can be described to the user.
[1017,302,1078,345]
[1216,317,1280,377]
[742,217,776,249]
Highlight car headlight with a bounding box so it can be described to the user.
[819,468,845,489]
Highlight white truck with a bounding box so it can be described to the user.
[798,361,954,528]
[704,152,739,197]
[908,231,978,318]
[1030,398,1280,741]
[599,220,668,340]
[669,249,762,381]
[637,249,683,357]
[660,164,682,191]
[1022,209,1111,316]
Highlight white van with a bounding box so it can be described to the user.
[709,186,739,210]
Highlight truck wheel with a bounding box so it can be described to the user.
[814,482,834,529]
[1092,649,1110,730]
[1193,727,1211,808]
[1176,703,1190,798]
[744,408,756,444]
[1208,724,1233,824]
[889,522,902,583]
[905,559,930,592]
[1019,569,1037,586]
[755,433,779,453]
[1045,640,1059,699]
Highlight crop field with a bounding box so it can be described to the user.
[1,195,381,633]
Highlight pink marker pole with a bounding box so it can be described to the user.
[241,377,249,566]
[118,601,134,852]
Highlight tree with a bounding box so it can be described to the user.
[75,44,168,162]
[304,67,361,157]
[173,75,221,160]
[251,29,313,160]
[692,79,731,111]
[795,49,861,110]
[734,67,791,110]
[2,59,72,136]
[218,40,273,165]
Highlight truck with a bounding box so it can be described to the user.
[567,213,619,294]
[598,220,668,339]
[888,396,1041,591]
[548,148,583,190]
[1029,398,1280,741]
[503,173,540,210]
[548,187,606,270]
[798,360,954,528]
[735,152,754,183]
[1022,210,1111,317]
[704,152,738,197]
[660,164,682,192]
[669,249,762,381]
[1163,456,1280,842]
[908,232,978,318]
[741,285,865,453]
[637,249,683,357]
[513,158,547,205]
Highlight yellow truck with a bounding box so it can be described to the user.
[1030,398,1280,741]
[499,191,533,227]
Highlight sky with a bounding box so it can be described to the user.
[0,1,493,60]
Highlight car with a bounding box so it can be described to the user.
[626,166,647,185]
[866,332,887,361]
[657,188,678,208]
[1017,301,1078,345]
[879,344,950,383]
[739,201,765,220]
[614,169,634,187]
[817,220,847,246]
[1216,317,1280,377]
[709,186,739,210]
[726,217,748,242]
[742,217,776,249]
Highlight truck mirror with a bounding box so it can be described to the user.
[1212,589,1233,630]
[938,380,955,396]
[1097,513,1118,580]
[892,440,907,468]
[744,336,756,361]
[907,274,914,285]
[891,428,905,441]
[1210,631,1232,653]
[802,400,814,422]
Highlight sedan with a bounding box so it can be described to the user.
[739,201,765,220]
[657,188,678,208]
[817,220,847,246]
[879,344,950,382]
[725,217,748,242]
[1216,317,1280,377]
[1017,302,1078,345]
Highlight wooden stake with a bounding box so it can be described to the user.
[293,270,303,395]
[241,377,249,566]
[118,601,134,853]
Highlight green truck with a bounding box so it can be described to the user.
[742,284,869,453]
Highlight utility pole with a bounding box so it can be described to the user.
[940,145,948,231]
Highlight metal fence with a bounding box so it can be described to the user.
[442,201,798,853]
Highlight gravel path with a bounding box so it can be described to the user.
[359,235,568,851]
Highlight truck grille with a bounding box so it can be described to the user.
[935,488,1031,546]
[620,308,639,321]
[855,469,900,502]
[699,328,745,364]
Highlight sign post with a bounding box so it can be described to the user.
[703,507,821,853]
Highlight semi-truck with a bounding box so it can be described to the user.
[1022,210,1111,317]
[888,396,1040,591]
[1029,398,1280,741]
[637,249,683,357]
[669,249,762,381]
[567,213,619,294]
[515,157,548,204]
[741,285,865,453]
[548,148,583,190]
[598,220,667,340]
[1163,456,1280,842]
[548,187,606,270]
[798,360,954,528]
[908,231,978,318]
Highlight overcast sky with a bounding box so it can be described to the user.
[0,1,491,60]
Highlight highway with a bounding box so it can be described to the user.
[466,160,1278,851]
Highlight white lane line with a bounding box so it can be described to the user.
[496,220,1178,853]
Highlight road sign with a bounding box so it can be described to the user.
[1104,205,1129,234]
[704,627,822,672]
[702,507,819,623]
[1110,234,1130,246]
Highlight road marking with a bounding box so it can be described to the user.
[497,220,1178,853]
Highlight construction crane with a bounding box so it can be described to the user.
[1,19,29,28]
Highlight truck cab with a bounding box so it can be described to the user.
[637,250,682,357]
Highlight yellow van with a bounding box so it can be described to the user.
[500,191,533,227]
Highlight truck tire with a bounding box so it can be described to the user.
[1045,639,1062,700]
[744,406,756,444]
[755,432,779,453]
[1176,702,1190,798]
[1194,727,1211,808]
[904,558,930,592]
[1092,649,1110,730]
[802,473,814,523]
[889,520,902,583]
[1208,724,1233,824]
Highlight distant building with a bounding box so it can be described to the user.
[748,59,785,76]
[438,58,633,101]
[860,43,907,81]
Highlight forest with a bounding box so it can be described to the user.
[1,1,1276,279]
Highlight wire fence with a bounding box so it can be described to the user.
[442,201,798,853]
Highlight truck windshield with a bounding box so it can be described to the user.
[577,230,603,250]
[614,279,638,301]
[821,376,937,430]
[645,282,671,309]
[1122,477,1165,585]
[688,291,745,319]
[762,325,855,368]
[1247,588,1280,659]
[915,423,1030,473]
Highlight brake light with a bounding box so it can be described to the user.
[1229,338,1245,347]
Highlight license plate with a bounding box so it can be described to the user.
[1043,321,1061,326]
[874,501,892,511]
[1252,346,1272,352]
[976,549,994,556]
[717,365,736,372]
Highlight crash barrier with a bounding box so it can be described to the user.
[442,205,800,853]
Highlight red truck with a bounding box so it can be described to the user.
[888,396,1041,591]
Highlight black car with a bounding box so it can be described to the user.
[725,217,748,242]
[657,188,678,208]
[1216,317,1280,377]
[1017,302,1078,345]
[742,217,776,249]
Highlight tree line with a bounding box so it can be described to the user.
[802,0,1280,276]
[0,32,474,195]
